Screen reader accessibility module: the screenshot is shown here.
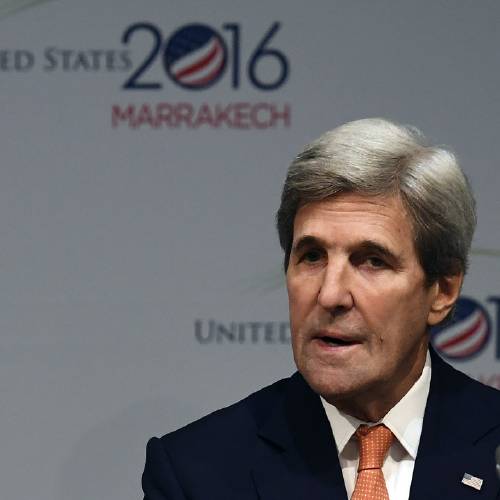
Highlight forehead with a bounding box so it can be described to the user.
[292,193,416,253]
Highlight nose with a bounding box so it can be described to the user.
[317,259,354,313]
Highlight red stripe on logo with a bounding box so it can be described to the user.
[436,313,482,350]
[174,39,220,79]
[179,55,225,87]
[445,330,488,358]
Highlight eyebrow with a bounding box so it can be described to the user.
[291,235,324,255]
[292,236,400,263]
[355,240,398,261]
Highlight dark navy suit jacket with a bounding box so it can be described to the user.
[142,350,500,499]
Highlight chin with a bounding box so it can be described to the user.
[300,366,359,402]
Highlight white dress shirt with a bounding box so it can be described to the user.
[320,351,431,500]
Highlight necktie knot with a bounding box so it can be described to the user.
[356,424,393,471]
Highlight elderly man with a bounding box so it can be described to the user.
[142,118,500,499]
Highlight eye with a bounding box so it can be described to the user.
[365,256,387,268]
[299,248,323,264]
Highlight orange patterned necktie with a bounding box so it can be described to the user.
[351,424,394,500]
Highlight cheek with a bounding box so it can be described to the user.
[288,295,307,334]
[287,277,316,316]
[353,286,392,323]
[362,287,430,349]
[287,280,318,348]
[355,284,420,332]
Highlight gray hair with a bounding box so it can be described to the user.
[276,118,476,285]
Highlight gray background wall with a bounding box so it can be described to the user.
[1,1,499,498]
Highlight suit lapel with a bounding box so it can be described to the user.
[252,373,348,500]
[410,348,500,500]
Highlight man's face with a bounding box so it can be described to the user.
[286,192,440,414]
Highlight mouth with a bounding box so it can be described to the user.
[319,337,356,346]
[314,331,361,349]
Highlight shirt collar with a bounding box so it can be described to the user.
[320,350,431,459]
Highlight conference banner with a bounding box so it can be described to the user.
[1,1,499,498]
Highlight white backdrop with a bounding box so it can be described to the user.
[1,1,499,499]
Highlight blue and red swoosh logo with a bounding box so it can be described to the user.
[164,24,227,90]
[431,297,491,360]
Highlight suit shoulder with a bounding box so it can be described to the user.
[440,356,500,398]
[143,377,293,496]
[460,369,500,410]
[435,355,500,421]
[159,376,290,451]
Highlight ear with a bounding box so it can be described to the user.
[427,273,463,326]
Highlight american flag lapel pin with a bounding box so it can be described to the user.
[461,472,483,491]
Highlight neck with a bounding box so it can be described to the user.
[328,343,428,422]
